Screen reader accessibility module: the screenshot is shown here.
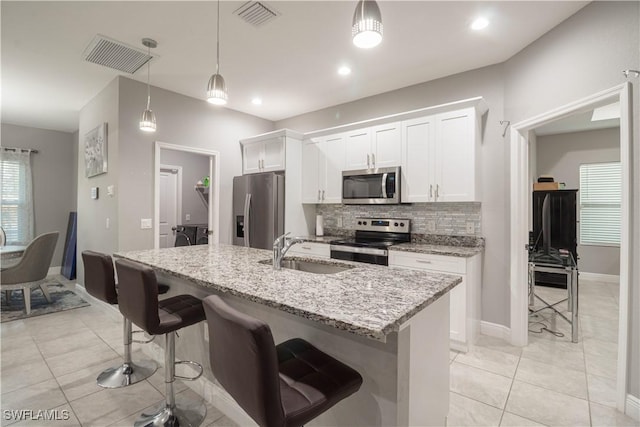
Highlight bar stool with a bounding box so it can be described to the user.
[115,258,206,427]
[202,295,363,427]
[81,251,158,388]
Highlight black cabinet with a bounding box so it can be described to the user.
[531,189,578,288]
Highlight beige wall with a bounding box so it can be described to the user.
[537,127,621,276]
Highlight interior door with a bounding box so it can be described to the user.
[159,168,179,248]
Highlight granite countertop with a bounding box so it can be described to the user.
[115,244,461,341]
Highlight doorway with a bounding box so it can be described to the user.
[158,165,182,248]
[154,141,221,249]
[509,83,632,412]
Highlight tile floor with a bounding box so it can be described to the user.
[1,276,638,426]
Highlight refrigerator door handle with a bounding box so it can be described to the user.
[244,193,251,247]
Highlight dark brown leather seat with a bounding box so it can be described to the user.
[81,251,157,388]
[115,258,206,427]
[203,295,363,427]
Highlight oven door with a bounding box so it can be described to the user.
[342,167,400,204]
[330,245,389,266]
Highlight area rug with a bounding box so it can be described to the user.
[1,284,90,322]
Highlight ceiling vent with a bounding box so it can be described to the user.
[233,1,280,27]
[82,34,155,74]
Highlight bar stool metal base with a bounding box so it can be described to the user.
[97,360,157,388]
[133,397,206,427]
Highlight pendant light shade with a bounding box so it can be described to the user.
[207,0,228,105]
[140,38,157,132]
[207,73,228,105]
[352,0,383,49]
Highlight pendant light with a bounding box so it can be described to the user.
[352,0,383,49]
[207,0,228,105]
[140,38,157,132]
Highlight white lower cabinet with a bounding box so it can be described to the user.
[286,242,330,259]
[389,250,482,352]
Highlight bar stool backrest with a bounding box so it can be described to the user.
[203,295,285,427]
[81,251,118,304]
[114,259,161,334]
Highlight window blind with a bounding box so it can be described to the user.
[579,162,621,246]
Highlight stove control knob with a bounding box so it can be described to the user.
[363,221,367,225]
[400,222,405,227]
[394,222,399,227]
[357,221,362,225]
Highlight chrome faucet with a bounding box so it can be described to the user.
[273,233,305,270]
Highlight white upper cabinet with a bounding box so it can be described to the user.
[302,134,345,204]
[344,123,401,171]
[371,122,402,168]
[344,129,371,170]
[401,107,481,202]
[401,116,436,202]
[241,136,285,174]
[434,108,477,202]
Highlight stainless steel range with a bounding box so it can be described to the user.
[330,218,410,266]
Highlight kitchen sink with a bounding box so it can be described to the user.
[259,258,354,274]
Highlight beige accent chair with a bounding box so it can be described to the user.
[1,232,59,315]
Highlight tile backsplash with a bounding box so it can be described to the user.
[317,203,482,235]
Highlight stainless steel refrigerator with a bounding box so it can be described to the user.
[232,172,285,250]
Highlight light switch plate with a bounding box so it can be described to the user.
[186,214,191,221]
[466,222,475,234]
[107,185,115,196]
[140,218,152,229]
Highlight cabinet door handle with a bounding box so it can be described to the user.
[321,190,325,200]
[371,153,375,167]
[435,184,440,200]
[367,154,370,168]
[318,190,321,201]
[301,246,312,250]
[430,184,433,200]
[416,260,432,264]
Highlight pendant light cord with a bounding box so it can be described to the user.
[146,44,151,109]
[216,0,221,74]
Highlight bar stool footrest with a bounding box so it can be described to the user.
[132,330,155,344]
[174,360,203,381]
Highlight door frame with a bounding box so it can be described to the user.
[159,164,183,248]
[154,141,221,248]
[509,82,632,412]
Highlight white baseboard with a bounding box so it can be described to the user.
[627,394,640,421]
[480,321,512,342]
[48,266,61,275]
[580,272,620,283]
[73,284,122,322]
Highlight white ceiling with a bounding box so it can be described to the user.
[1,1,588,133]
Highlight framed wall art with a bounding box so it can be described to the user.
[84,123,108,178]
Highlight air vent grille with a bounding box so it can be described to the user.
[233,1,280,27]
[83,35,153,74]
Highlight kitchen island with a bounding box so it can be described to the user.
[116,244,462,426]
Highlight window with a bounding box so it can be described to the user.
[0,150,34,245]
[579,162,621,246]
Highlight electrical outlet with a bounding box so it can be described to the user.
[466,222,475,234]
[427,220,436,232]
[186,214,191,221]
[140,218,152,229]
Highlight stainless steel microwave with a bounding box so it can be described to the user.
[342,166,400,204]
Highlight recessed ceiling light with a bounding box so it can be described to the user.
[251,97,262,105]
[471,17,489,30]
[338,66,352,76]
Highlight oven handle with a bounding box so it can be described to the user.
[330,245,388,256]
[381,173,388,198]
